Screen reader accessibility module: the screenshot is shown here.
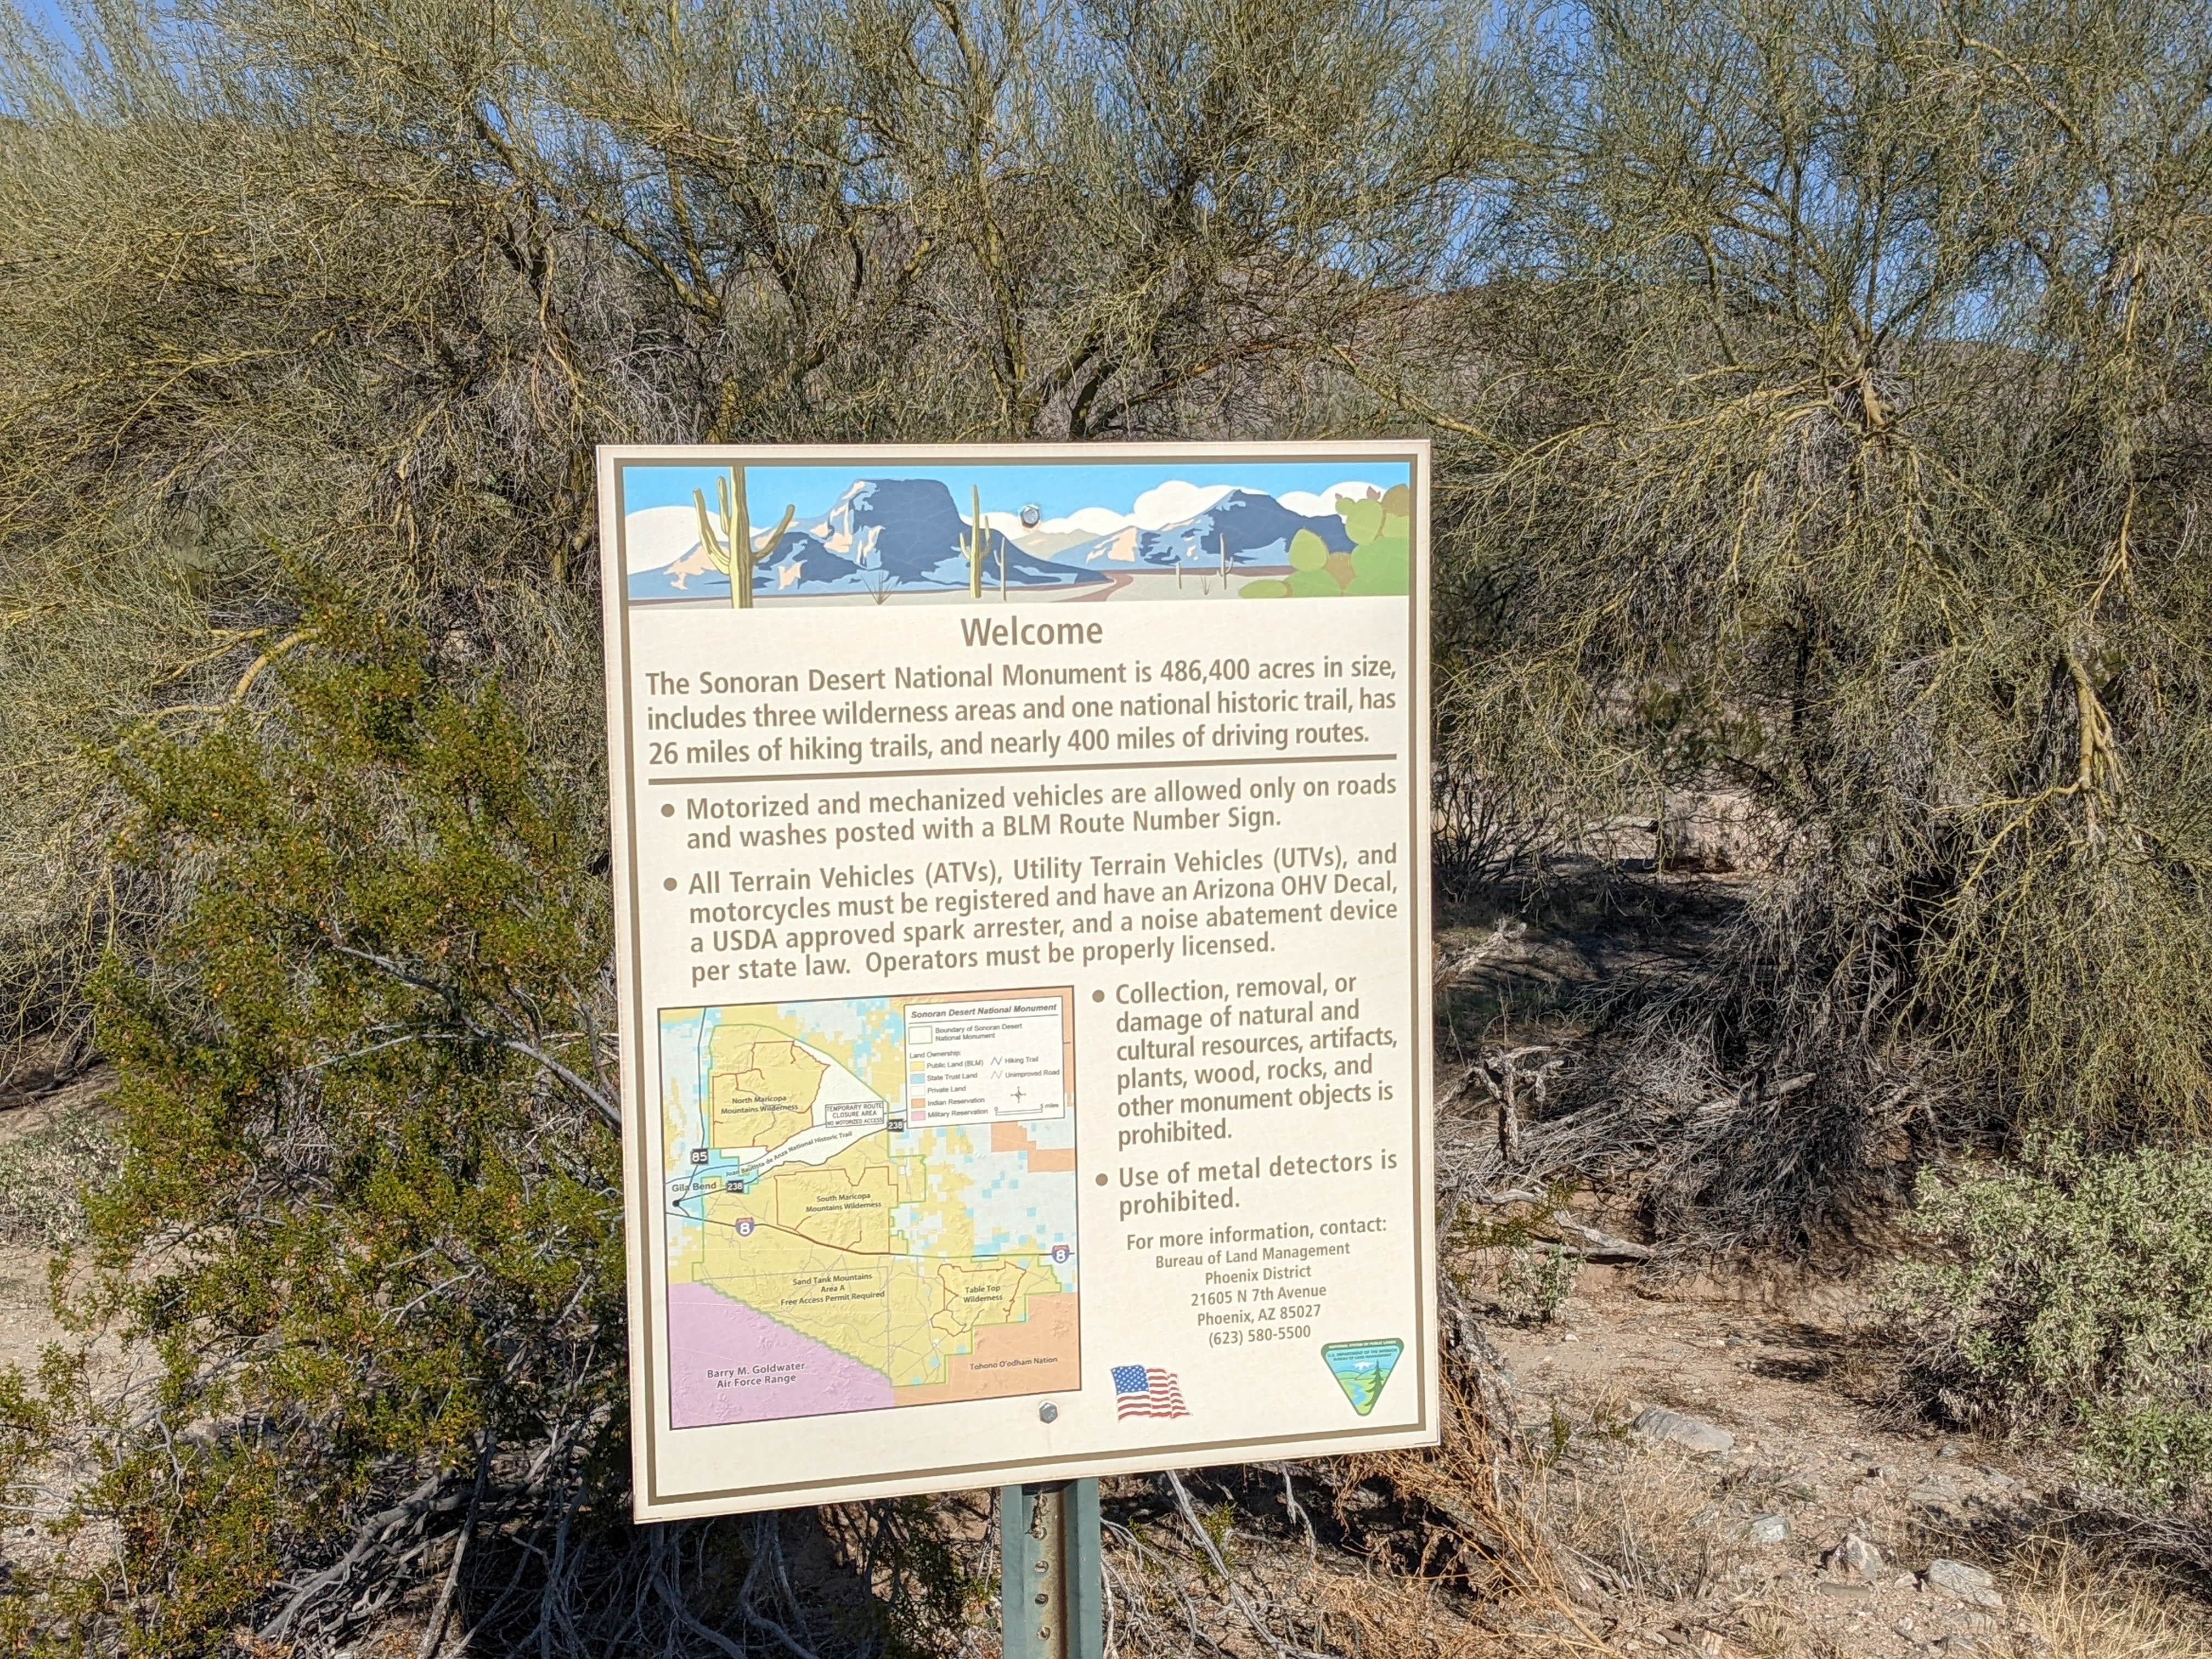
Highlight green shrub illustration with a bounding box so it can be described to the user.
[1344,482,1412,595]
[691,466,797,608]
[1241,484,1410,599]
[1340,495,1387,545]
[1288,528,1344,596]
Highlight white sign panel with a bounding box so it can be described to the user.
[597,443,1436,1519]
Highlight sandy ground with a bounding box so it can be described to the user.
[0,1077,88,1376]
[1487,1265,2120,1657]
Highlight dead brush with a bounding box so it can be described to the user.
[1325,1352,1634,1654]
[1731,1599,1801,1658]
[1298,1562,1637,1658]
[1330,1317,1573,1593]
[2003,1540,2212,1659]
[1535,1442,1745,1606]
[1103,1538,1558,1659]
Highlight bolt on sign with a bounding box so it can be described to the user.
[596,442,1438,1519]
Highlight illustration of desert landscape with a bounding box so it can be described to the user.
[619,458,1412,607]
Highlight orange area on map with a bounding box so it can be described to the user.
[989,1120,1077,1170]
[893,1292,1079,1406]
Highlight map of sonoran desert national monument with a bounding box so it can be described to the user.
[661,990,1079,1426]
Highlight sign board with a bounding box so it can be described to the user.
[596,442,1437,1519]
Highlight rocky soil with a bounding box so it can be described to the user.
[1494,1267,2044,1656]
[1455,1252,2212,1659]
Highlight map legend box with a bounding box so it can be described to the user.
[904,992,1071,1125]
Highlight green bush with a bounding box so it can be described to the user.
[0,606,981,1656]
[0,605,628,1654]
[1890,1139,2212,1507]
[1454,1193,1583,1325]
[1495,1245,1581,1326]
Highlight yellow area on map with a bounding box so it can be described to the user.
[931,1258,1034,1336]
[698,1166,890,1363]
[765,1002,905,1105]
[695,1137,1069,1390]
[771,1160,895,1252]
[890,1155,929,1204]
[706,1024,821,1150]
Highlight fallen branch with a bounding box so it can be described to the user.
[1690,1071,1814,1120]
[1163,1471,1330,1659]
[259,1472,454,1641]
[1456,1043,1565,1163]
[417,1435,493,1659]
[1535,1219,1654,1262]
[1434,917,1528,989]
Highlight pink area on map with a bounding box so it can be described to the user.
[667,1282,894,1427]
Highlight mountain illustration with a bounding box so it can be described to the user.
[629,477,1109,600]
[1026,489,1353,569]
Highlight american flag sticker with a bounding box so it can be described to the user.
[1111,1364,1188,1420]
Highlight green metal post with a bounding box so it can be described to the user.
[998,1479,1102,1659]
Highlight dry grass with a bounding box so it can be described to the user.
[1732,1600,1802,1657]
[1502,1381,1746,1612]
[1540,1445,1747,1606]
[1085,1358,1641,1659]
[1101,1524,1632,1659]
[2007,1544,2212,1659]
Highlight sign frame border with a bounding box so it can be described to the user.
[595,439,1437,1520]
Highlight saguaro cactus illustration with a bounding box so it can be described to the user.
[961,484,990,599]
[692,466,797,609]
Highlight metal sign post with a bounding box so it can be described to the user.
[999,1479,1102,1659]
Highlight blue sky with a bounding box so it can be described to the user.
[617,458,1410,533]
[17,1,76,50]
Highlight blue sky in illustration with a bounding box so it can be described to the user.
[618,459,1409,532]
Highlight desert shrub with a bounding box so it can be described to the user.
[0,603,626,1654]
[1494,1245,1581,1326]
[0,1108,115,1247]
[1890,1138,2212,1508]
[0,603,994,1656]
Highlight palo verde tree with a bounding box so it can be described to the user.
[0,0,1493,1049]
[0,1,1498,1648]
[1392,0,2212,1238]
